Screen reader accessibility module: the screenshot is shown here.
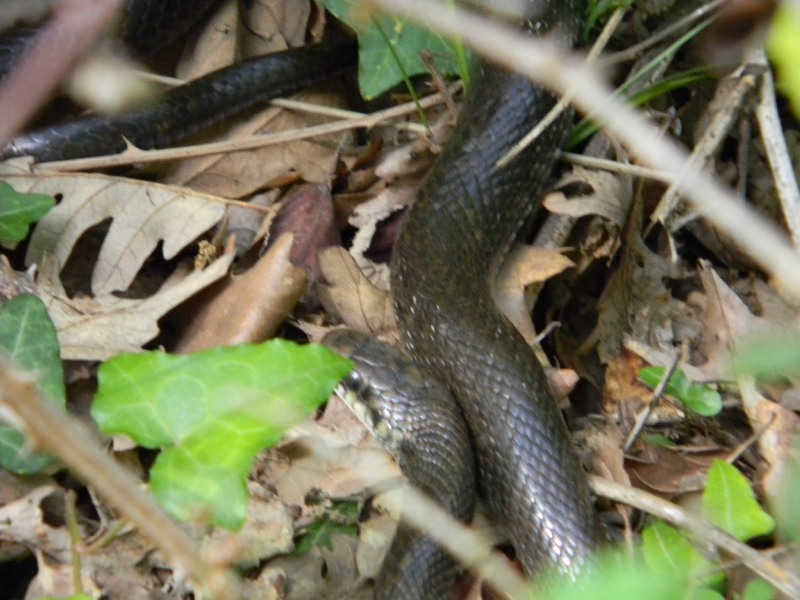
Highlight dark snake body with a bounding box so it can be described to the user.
[390,0,600,581]
[323,329,476,600]
[1,0,599,594]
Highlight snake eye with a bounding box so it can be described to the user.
[343,370,364,393]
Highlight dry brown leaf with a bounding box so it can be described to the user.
[696,260,768,378]
[176,0,240,78]
[243,0,312,54]
[162,87,349,198]
[175,233,307,353]
[0,169,227,296]
[347,185,414,289]
[317,247,396,334]
[544,166,632,227]
[271,184,339,282]
[627,445,723,496]
[202,483,295,569]
[0,486,70,561]
[36,248,235,360]
[495,245,573,345]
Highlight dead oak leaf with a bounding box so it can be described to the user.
[37,248,234,360]
[0,169,226,296]
[544,166,633,228]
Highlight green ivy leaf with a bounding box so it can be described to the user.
[0,181,55,248]
[92,340,352,529]
[639,367,722,416]
[322,0,461,99]
[743,578,776,600]
[642,520,722,589]
[703,460,775,542]
[0,294,64,473]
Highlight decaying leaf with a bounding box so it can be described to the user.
[494,245,574,345]
[0,169,227,296]
[696,260,768,378]
[162,87,350,198]
[175,233,307,353]
[544,166,633,227]
[317,247,395,334]
[36,248,235,360]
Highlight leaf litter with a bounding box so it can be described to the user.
[1,1,800,599]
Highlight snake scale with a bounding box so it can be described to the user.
[1,0,600,596]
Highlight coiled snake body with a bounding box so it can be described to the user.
[390,0,599,583]
[1,0,599,595]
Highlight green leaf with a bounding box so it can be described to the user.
[322,0,462,99]
[638,367,722,416]
[531,550,680,600]
[642,520,722,588]
[92,340,352,529]
[0,181,55,248]
[732,330,800,380]
[742,578,776,600]
[295,503,360,554]
[690,589,725,600]
[768,4,800,120]
[703,460,775,542]
[0,294,64,473]
[641,433,677,448]
[584,0,635,38]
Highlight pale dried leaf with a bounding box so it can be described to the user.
[176,0,240,78]
[175,233,307,352]
[0,486,70,561]
[203,484,294,569]
[37,249,235,360]
[318,247,396,334]
[162,88,349,198]
[495,245,573,345]
[697,260,767,377]
[544,167,632,227]
[348,184,414,289]
[0,171,226,295]
[356,512,395,580]
[244,0,311,54]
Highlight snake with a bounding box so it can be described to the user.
[1,0,600,595]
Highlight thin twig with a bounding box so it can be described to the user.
[752,48,800,249]
[496,5,625,168]
[32,84,461,172]
[622,349,681,452]
[602,0,727,66]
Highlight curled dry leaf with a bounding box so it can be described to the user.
[494,244,574,345]
[271,183,340,282]
[317,246,396,334]
[0,168,227,296]
[175,233,307,353]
